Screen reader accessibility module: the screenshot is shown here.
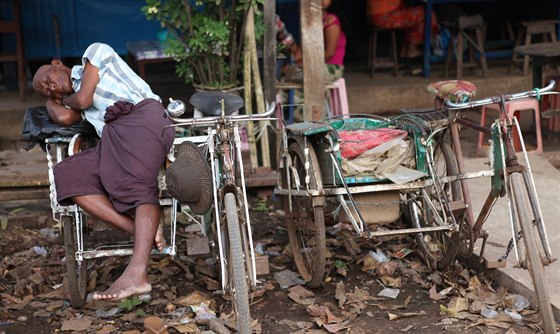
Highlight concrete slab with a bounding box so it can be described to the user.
[463,153,560,320]
[344,63,534,115]
[0,146,48,188]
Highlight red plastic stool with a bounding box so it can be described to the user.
[326,77,350,118]
[476,98,543,157]
[541,75,560,138]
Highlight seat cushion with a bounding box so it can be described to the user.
[426,80,477,103]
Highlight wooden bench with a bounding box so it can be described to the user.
[510,20,558,76]
[126,40,174,79]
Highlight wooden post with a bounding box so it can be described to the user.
[300,0,326,121]
[263,0,276,104]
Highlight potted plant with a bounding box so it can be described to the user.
[142,0,257,90]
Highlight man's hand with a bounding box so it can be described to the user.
[62,60,99,111]
[46,98,81,127]
[52,97,63,105]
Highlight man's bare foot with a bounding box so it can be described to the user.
[93,277,151,301]
[154,224,166,252]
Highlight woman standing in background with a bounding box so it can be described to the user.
[322,0,348,81]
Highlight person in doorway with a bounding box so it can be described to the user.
[32,42,175,301]
[277,0,349,121]
[322,0,348,82]
[276,0,348,82]
[367,0,439,60]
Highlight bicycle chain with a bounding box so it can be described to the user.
[498,218,540,262]
[455,220,475,257]
[499,230,523,262]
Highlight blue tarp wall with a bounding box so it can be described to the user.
[16,0,161,59]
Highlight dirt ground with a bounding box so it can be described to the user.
[0,196,556,334]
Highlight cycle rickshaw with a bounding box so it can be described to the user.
[41,92,275,334]
[274,80,557,333]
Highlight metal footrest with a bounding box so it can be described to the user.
[79,245,175,260]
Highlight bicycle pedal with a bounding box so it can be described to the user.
[151,246,174,255]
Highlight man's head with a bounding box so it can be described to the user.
[32,59,73,100]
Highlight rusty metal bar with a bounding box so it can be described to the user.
[473,191,499,236]
[366,225,454,238]
[449,120,476,227]
[274,169,493,197]
[455,117,491,134]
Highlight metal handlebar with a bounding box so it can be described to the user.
[169,101,277,127]
[445,80,557,110]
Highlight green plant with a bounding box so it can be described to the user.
[255,201,268,212]
[118,296,143,311]
[142,0,262,90]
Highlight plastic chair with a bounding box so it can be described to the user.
[276,77,349,126]
[476,98,543,157]
[326,77,350,118]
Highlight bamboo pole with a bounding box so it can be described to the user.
[243,25,259,170]
[246,5,271,167]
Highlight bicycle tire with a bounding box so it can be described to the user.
[510,173,555,334]
[408,141,459,270]
[283,141,326,288]
[63,215,88,308]
[224,193,252,334]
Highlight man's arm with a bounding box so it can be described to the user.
[45,98,82,127]
[62,61,100,111]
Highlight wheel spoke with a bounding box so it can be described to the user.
[283,140,326,288]
[407,140,460,270]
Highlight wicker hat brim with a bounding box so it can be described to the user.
[166,141,213,215]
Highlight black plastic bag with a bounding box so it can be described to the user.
[21,106,98,151]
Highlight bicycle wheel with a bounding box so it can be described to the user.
[408,141,460,270]
[224,192,251,334]
[63,215,88,308]
[510,173,555,333]
[283,140,326,288]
